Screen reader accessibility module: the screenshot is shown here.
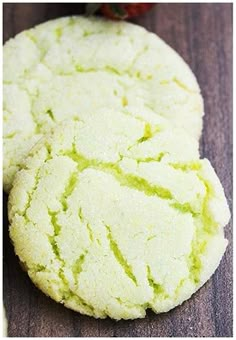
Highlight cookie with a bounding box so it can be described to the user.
[3,16,203,191]
[9,110,229,320]
[2,306,8,337]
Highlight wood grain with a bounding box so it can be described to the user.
[3,3,233,337]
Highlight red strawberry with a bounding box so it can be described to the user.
[86,3,155,20]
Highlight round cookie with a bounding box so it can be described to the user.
[9,109,230,320]
[3,16,204,192]
[2,306,8,337]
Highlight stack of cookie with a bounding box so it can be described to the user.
[3,17,230,320]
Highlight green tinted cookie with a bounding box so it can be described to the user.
[2,306,8,337]
[3,16,203,191]
[9,109,229,320]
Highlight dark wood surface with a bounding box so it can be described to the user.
[3,3,233,337]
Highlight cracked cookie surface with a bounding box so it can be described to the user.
[3,16,204,191]
[9,110,230,320]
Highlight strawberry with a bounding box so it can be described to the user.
[86,3,155,20]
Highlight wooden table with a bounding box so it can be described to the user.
[3,3,233,337]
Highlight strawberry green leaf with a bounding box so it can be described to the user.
[85,3,102,16]
[109,4,127,19]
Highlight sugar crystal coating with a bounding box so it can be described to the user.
[9,109,229,320]
[3,16,203,191]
